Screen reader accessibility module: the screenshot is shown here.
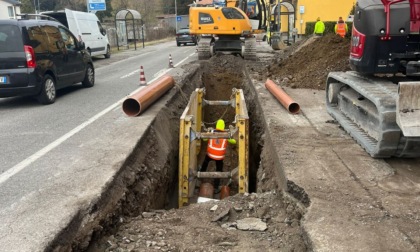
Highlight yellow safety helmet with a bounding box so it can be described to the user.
[216,119,225,131]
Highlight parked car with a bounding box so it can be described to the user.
[0,15,94,105]
[176,28,198,46]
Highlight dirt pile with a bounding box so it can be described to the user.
[89,191,305,252]
[265,33,351,90]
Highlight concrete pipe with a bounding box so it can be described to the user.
[265,79,300,114]
[122,75,175,117]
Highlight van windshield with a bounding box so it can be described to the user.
[0,25,23,52]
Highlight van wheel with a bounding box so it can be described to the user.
[37,74,56,105]
[82,64,95,88]
[104,45,111,58]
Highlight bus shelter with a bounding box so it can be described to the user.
[270,1,295,48]
[115,9,143,50]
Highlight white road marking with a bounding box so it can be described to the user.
[175,52,195,67]
[120,52,153,79]
[0,51,195,185]
[120,70,140,79]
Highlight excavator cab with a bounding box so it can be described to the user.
[189,7,252,36]
[189,0,267,60]
[349,1,420,75]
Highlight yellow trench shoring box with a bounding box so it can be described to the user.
[178,88,249,207]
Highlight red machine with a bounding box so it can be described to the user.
[326,0,420,157]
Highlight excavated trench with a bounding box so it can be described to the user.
[49,55,308,251]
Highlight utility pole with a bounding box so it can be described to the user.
[175,0,178,32]
[33,0,37,13]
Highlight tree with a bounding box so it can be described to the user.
[20,0,35,13]
[39,0,58,11]
[349,4,356,15]
[130,0,162,26]
[114,0,130,10]
[161,0,190,15]
[96,0,114,22]
[57,0,86,11]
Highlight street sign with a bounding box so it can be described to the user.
[299,6,305,14]
[88,0,106,11]
[176,16,181,22]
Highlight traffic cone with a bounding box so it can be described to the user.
[169,54,174,68]
[139,66,146,86]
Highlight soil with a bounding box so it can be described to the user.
[86,34,420,252]
[261,33,351,90]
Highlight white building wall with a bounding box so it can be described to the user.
[0,1,21,19]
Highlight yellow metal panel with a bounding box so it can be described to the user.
[238,118,248,193]
[235,90,249,193]
[180,88,249,206]
[178,119,188,207]
[179,117,192,207]
[196,89,204,154]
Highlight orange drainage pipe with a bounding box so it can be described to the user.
[265,79,300,114]
[122,75,175,117]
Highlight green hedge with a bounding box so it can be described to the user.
[305,21,353,38]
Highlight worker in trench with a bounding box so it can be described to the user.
[199,119,236,193]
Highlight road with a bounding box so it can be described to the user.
[0,41,195,171]
[0,42,195,172]
[0,41,196,215]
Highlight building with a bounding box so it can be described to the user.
[156,14,189,31]
[291,0,355,34]
[0,0,21,19]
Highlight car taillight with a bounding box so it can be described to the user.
[350,25,366,59]
[24,45,36,68]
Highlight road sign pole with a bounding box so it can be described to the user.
[175,0,177,32]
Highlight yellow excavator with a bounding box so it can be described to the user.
[189,0,268,60]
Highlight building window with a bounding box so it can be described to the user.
[8,6,14,18]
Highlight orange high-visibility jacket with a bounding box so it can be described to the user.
[336,23,346,37]
[207,138,228,160]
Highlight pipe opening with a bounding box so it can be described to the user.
[289,102,301,114]
[122,98,141,117]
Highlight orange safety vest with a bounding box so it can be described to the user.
[207,137,228,160]
[336,23,346,38]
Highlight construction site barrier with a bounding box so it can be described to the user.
[178,88,249,207]
[265,79,300,114]
[122,75,175,117]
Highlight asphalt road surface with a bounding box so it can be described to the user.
[0,41,196,208]
[0,41,195,171]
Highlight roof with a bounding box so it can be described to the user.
[4,0,22,5]
[115,9,141,20]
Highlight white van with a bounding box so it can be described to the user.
[42,9,110,58]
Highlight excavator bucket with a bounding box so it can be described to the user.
[396,82,420,137]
